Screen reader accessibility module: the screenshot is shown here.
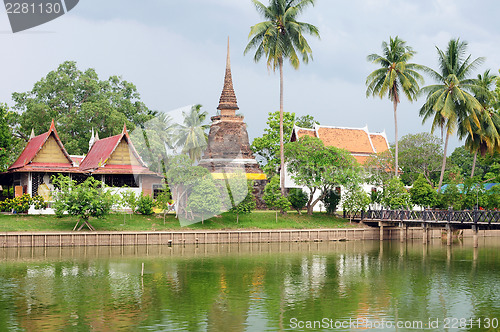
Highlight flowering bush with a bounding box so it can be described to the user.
[0,194,41,213]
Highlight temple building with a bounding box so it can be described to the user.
[198,40,266,181]
[285,124,390,211]
[1,120,162,212]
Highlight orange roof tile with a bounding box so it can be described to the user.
[316,127,374,154]
[370,134,389,153]
[353,155,371,165]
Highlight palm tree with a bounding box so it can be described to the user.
[419,38,485,192]
[244,0,320,196]
[458,70,500,177]
[366,36,425,177]
[175,104,210,163]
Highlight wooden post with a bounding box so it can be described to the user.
[422,223,428,245]
[446,225,452,246]
[473,207,479,248]
[399,222,405,243]
[379,222,384,241]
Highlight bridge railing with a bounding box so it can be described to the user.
[362,208,500,224]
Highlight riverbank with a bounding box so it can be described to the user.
[0,211,357,232]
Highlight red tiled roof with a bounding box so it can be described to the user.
[370,134,389,153]
[79,134,122,170]
[8,120,73,171]
[316,127,374,154]
[79,125,148,172]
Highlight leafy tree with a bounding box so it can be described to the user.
[174,104,209,163]
[51,175,116,230]
[0,104,14,171]
[321,188,341,215]
[366,36,425,177]
[155,190,173,224]
[398,133,443,185]
[187,176,222,224]
[263,176,291,220]
[288,188,308,214]
[120,190,138,214]
[410,175,438,208]
[285,135,359,215]
[245,0,320,196]
[251,111,295,176]
[419,38,485,192]
[381,177,412,209]
[342,184,370,221]
[165,155,210,222]
[12,61,156,155]
[228,180,256,223]
[295,114,319,129]
[458,70,500,177]
[364,149,395,187]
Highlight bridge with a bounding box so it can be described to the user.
[352,208,500,247]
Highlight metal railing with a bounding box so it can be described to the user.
[361,208,500,224]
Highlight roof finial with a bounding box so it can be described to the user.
[122,123,127,134]
[217,36,239,114]
[29,128,35,140]
[89,128,95,151]
[49,119,55,131]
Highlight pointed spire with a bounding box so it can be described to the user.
[94,130,99,141]
[122,123,127,134]
[49,119,55,131]
[217,37,239,114]
[29,128,35,140]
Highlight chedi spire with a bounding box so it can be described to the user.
[217,37,239,115]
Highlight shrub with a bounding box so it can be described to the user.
[321,188,341,215]
[137,194,155,215]
[288,188,308,214]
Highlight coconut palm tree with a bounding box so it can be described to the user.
[419,38,485,192]
[175,104,210,163]
[244,0,320,195]
[366,36,425,177]
[458,70,500,177]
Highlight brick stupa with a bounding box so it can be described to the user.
[198,39,266,182]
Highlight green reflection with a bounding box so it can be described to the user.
[0,239,499,331]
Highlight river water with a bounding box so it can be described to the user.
[0,238,499,331]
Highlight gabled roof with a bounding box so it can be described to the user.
[291,124,390,165]
[79,124,151,174]
[369,132,390,153]
[8,120,73,171]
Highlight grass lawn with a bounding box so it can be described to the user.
[0,211,358,232]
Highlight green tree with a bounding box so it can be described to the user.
[321,188,341,215]
[288,188,308,214]
[295,114,319,129]
[120,189,137,223]
[382,177,412,209]
[263,176,291,219]
[0,104,14,171]
[52,175,116,231]
[342,184,370,222]
[419,38,485,192]
[251,111,295,176]
[398,133,443,185]
[12,61,155,155]
[187,176,222,224]
[245,0,320,196]
[174,104,209,163]
[458,70,500,177]
[155,189,173,225]
[285,135,359,215]
[364,149,395,187]
[366,36,425,177]
[137,194,155,215]
[228,180,256,223]
[410,175,438,208]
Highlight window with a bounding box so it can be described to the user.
[104,174,138,188]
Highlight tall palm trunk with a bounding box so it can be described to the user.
[470,150,477,178]
[437,131,450,193]
[279,56,285,196]
[393,97,399,177]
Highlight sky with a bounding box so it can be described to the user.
[1,0,500,154]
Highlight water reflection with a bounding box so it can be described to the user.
[0,239,499,331]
